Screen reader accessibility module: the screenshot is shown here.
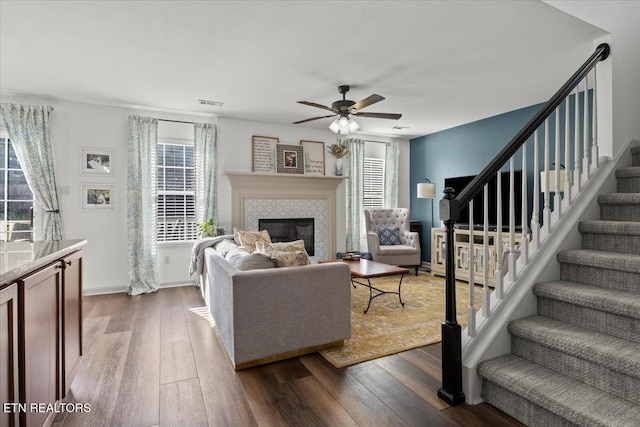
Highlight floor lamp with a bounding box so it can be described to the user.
[417,179,436,271]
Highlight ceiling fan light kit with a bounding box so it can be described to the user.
[294,85,401,134]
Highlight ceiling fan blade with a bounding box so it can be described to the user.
[292,114,337,124]
[353,112,402,120]
[297,101,336,113]
[351,94,385,111]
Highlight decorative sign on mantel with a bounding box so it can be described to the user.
[300,140,325,175]
[252,135,278,173]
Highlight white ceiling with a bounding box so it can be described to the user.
[0,1,607,139]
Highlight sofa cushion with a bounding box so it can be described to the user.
[229,252,277,271]
[233,228,272,253]
[255,239,305,253]
[379,226,400,245]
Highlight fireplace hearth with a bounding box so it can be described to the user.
[259,218,314,256]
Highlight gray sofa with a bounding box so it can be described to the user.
[200,240,352,369]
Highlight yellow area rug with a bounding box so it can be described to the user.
[320,272,482,368]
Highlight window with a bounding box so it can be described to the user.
[363,157,385,208]
[0,137,34,242]
[156,138,197,242]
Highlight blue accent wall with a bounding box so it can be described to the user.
[410,103,544,263]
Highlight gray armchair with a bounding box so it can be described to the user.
[364,208,421,275]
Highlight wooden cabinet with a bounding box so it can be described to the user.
[0,242,83,427]
[61,251,82,395]
[20,262,63,427]
[431,228,524,286]
[1,283,20,427]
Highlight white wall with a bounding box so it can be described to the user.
[0,95,410,294]
[545,1,640,156]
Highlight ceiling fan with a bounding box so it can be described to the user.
[292,85,402,134]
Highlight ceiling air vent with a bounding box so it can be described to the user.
[198,99,224,107]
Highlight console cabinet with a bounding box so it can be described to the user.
[431,228,523,286]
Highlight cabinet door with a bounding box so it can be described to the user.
[20,262,62,427]
[62,251,83,395]
[1,283,19,427]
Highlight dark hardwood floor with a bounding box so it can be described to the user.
[53,286,523,427]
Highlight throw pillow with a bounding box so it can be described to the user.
[379,226,400,245]
[229,252,277,271]
[213,238,239,257]
[233,228,272,253]
[255,239,305,254]
[268,249,311,268]
[225,246,250,264]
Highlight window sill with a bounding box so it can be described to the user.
[157,240,195,248]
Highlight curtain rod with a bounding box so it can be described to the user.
[158,118,196,125]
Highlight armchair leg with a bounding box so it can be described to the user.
[415,266,419,276]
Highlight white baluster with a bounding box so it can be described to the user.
[521,142,529,264]
[574,86,581,190]
[531,130,541,248]
[467,200,476,337]
[493,172,503,301]
[564,97,572,200]
[509,157,516,280]
[483,184,489,291]
[543,119,551,228]
[591,67,599,168]
[554,108,562,217]
[583,74,590,178]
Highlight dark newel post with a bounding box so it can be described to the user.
[437,187,465,406]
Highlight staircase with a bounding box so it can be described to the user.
[477,146,640,426]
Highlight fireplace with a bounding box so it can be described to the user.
[259,218,314,256]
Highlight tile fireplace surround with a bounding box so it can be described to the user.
[223,171,346,261]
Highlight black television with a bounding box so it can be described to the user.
[444,171,523,230]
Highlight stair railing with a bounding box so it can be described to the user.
[438,43,611,406]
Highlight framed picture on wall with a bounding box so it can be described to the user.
[81,148,115,175]
[81,183,114,209]
[300,140,325,175]
[252,135,279,173]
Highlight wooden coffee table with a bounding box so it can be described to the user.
[320,259,410,313]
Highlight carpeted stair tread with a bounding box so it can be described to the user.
[478,354,640,426]
[616,166,640,178]
[578,220,640,235]
[534,281,640,321]
[598,193,640,204]
[508,316,640,377]
[558,249,640,273]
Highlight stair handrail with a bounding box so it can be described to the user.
[437,42,611,406]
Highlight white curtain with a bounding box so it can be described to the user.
[345,138,365,252]
[194,123,217,225]
[0,103,63,240]
[127,116,159,295]
[384,142,399,208]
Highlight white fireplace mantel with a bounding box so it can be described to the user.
[223,171,346,259]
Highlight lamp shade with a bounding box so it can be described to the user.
[540,169,568,193]
[329,119,340,133]
[417,182,436,199]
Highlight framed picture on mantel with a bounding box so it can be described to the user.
[252,135,278,173]
[276,144,305,175]
[300,140,325,175]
